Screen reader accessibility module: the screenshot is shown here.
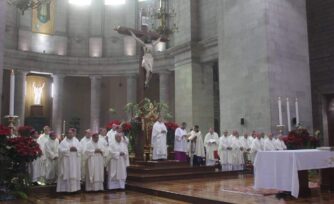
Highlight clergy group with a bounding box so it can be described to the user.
[30,125,129,192]
[151,119,287,171]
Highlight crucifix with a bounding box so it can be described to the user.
[115,25,168,160]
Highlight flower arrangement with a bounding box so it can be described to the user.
[106,120,121,131]
[282,128,318,150]
[6,137,42,163]
[0,125,42,200]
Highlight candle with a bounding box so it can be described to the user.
[278,97,283,125]
[286,98,291,131]
[9,70,15,116]
[295,98,299,126]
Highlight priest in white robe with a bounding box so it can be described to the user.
[204,128,219,166]
[274,136,287,150]
[99,127,110,166]
[57,128,82,192]
[174,122,188,162]
[250,133,262,164]
[263,133,276,151]
[151,117,167,160]
[85,133,106,191]
[188,125,205,166]
[218,130,233,171]
[107,124,118,145]
[80,129,92,181]
[44,131,59,184]
[107,132,130,190]
[230,131,245,170]
[30,130,42,184]
[35,126,51,184]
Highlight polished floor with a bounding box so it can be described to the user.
[2,174,334,204]
[129,174,334,204]
[1,191,188,204]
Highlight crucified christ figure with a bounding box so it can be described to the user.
[32,81,45,105]
[129,30,161,88]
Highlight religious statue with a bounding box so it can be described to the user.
[129,30,161,88]
[32,81,45,105]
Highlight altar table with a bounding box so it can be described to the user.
[254,149,334,198]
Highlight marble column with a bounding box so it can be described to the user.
[14,70,27,126]
[52,74,65,136]
[159,72,170,104]
[0,0,6,120]
[90,76,101,133]
[126,75,137,119]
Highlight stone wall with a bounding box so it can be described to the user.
[307,0,334,144]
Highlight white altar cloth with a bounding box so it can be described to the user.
[254,149,334,198]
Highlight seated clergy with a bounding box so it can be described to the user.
[85,133,106,191]
[57,128,82,192]
[204,128,219,166]
[44,131,59,184]
[188,125,205,166]
[107,132,130,190]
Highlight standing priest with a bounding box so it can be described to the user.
[57,128,82,192]
[107,132,129,190]
[85,133,106,191]
[204,128,219,166]
[174,122,188,162]
[151,117,168,160]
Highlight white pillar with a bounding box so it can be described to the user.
[90,76,101,133]
[52,74,65,136]
[159,72,170,104]
[126,75,137,119]
[14,70,27,126]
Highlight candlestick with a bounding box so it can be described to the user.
[295,98,299,126]
[9,70,15,116]
[278,97,283,126]
[286,98,291,131]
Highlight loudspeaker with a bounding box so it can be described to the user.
[292,117,296,125]
[240,118,245,125]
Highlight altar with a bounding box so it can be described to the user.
[254,149,334,198]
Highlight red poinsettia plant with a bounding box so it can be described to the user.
[106,120,121,131]
[282,128,318,149]
[6,136,42,163]
[0,125,10,136]
[122,122,132,133]
[165,121,179,132]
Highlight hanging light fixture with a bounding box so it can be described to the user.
[7,0,53,15]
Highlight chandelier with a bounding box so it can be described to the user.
[7,0,53,14]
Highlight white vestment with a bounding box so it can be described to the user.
[35,133,49,181]
[204,132,219,166]
[263,138,277,151]
[99,135,110,167]
[85,140,106,191]
[231,136,245,170]
[151,121,167,160]
[106,129,116,145]
[57,137,81,192]
[174,127,188,152]
[29,139,42,182]
[218,135,233,171]
[274,138,287,150]
[107,142,130,190]
[188,131,205,166]
[80,137,92,180]
[250,138,262,164]
[44,138,59,182]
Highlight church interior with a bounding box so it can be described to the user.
[0,0,334,203]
